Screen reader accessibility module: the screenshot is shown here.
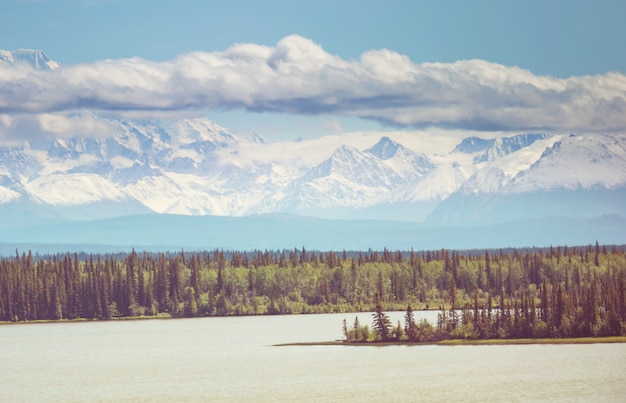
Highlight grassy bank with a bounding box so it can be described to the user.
[437,336,626,345]
[276,336,626,347]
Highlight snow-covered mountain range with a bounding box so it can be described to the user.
[1,111,625,226]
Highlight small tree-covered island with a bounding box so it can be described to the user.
[1,243,626,343]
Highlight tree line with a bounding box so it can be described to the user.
[1,244,625,339]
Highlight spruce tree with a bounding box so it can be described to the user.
[404,304,417,341]
[372,296,392,341]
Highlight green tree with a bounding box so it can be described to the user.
[372,298,392,341]
[353,316,361,341]
[404,304,417,341]
[183,286,198,317]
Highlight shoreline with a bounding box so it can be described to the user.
[275,336,626,347]
[4,317,626,346]
[0,314,174,325]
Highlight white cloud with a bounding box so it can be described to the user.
[0,111,117,142]
[36,112,114,137]
[1,35,625,134]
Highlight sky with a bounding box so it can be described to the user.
[1,0,625,141]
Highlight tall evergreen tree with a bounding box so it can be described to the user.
[372,296,392,341]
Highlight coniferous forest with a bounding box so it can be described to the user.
[1,244,625,340]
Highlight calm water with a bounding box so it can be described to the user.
[1,312,625,402]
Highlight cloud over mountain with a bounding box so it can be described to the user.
[1,35,625,135]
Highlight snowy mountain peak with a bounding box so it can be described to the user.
[364,136,434,178]
[0,49,59,70]
[315,145,367,176]
[453,137,494,153]
[298,143,402,190]
[366,136,401,160]
[452,133,552,163]
[477,133,551,162]
[506,134,626,193]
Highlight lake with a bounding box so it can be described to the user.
[1,312,625,402]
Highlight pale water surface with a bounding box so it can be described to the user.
[1,312,625,402]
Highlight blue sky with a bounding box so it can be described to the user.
[1,0,625,140]
[3,0,624,77]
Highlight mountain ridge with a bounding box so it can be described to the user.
[1,113,625,227]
